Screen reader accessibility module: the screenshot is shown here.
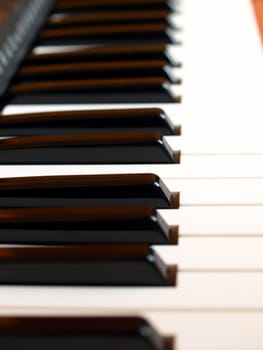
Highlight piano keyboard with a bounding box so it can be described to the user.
[0,0,263,349]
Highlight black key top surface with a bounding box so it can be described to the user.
[0,132,177,164]
[0,206,178,244]
[0,316,173,350]
[0,244,176,286]
[0,108,177,136]
[0,173,178,208]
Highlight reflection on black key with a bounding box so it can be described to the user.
[0,206,178,244]
[0,132,178,164]
[0,174,179,208]
[0,316,174,350]
[0,244,177,285]
[0,108,178,136]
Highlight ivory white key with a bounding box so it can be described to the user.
[166,134,263,155]
[158,206,263,236]
[154,237,263,270]
[1,154,263,178]
[146,312,263,350]
[1,272,263,310]
[161,178,263,206]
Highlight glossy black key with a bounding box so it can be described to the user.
[16,60,176,83]
[0,316,174,350]
[54,0,173,13]
[8,76,177,104]
[10,76,168,94]
[25,45,178,66]
[47,9,171,27]
[0,174,179,208]
[0,206,178,244]
[0,244,177,286]
[37,23,173,45]
[0,132,178,164]
[0,108,178,136]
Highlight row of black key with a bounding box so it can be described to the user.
[0,108,179,164]
[0,0,180,287]
[0,174,178,244]
[4,0,180,105]
[0,0,179,346]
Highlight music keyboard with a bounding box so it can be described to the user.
[0,0,263,349]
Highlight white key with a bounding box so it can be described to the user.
[165,135,263,157]
[161,178,263,206]
[0,154,263,178]
[1,272,263,310]
[166,135,263,155]
[147,312,263,350]
[154,237,263,270]
[158,206,263,236]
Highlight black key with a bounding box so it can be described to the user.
[0,108,179,136]
[25,45,178,66]
[47,9,172,27]
[0,206,178,244]
[0,316,174,350]
[10,76,169,94]
[0,132,179,164]
[0,174,179,208]
[16,60,176,83]
[0,244,177,285]
[37,23,173,45]
[54,0,173,14]
[8,77,177,104]
[7,90,176,104]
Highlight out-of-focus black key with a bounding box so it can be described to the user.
[0,316,174,350]
[16,60,176,83]
[48,9,171,27]
[0,108,178,136]
[26,45,178,66]
[8,91,176,104]
[38,23,173,45]
[0,244,177,286]
[54,0,173,13]
[8,77,177,104]
[0,206,178,244]
[0,132,179,164]
[0,174,179,208]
